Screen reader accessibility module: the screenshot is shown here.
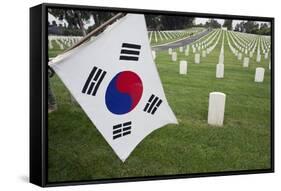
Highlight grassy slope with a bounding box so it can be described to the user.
[48,30,271,182]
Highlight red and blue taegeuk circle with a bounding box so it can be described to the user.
[105,71,143,115]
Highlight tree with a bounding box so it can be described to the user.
[51,20,57,27]
[242,21,259,34]
[223,19,233,30]
[234,21,270,35]
[234,21,245,32]
[48,8,116,36]
[205,19,221,28]
[258,23,271,35]
[145,15,194,30]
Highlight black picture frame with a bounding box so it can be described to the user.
[30,3,275,187]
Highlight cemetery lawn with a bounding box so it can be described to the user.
[48,31,272,183]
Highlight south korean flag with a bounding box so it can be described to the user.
[49,14,178,162]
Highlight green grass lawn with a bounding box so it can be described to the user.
[48,30,272,183]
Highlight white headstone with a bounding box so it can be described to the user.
[265,52,268,59]
[59,44,64,50]
[172,52,177,62]
[254,67,265,82]
[179,46,183,52]
[194,53,200,64]
[185,48,189,56]
[208,92,226,126]
[216,64,224,78]
[243,57,249,67]
[256,54,261,63]
[186,45,190,52]
[234,50,238,56]
[238,53,242,60]
[168,48,172,55]
[269,60,271,70]
[249,51,253,58]
[179,60,188,75]
[192,47,196,53]
[202,50,206,58]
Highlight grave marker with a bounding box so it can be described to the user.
[254,67,265,82]
[265,52,268,59]
[179,46,183,52]
[172,52,177,62]
[256,54,261,63]
[179,60,188,75]
[208,92,226,126]
[185,48,189,56]
[194,53,200,64]
[249,51,253,58]
[202,50,206,58]
[238,52,242,60]
[216,64,224,78]
[243,57,249,67]
[168,48,172,55]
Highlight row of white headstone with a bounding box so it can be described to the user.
[203,31,269,125]
[177,62,266,82]
[159,29,221,76]
[191,30,269,126]
[216,30,225,78]
[48,35,83,50]
[152,30,270,126]
[207,67,266,127]
[168,30,270,83]
[224,31,270,82]
[176,30,227,126]
[149,30,190,43]
[168,31,268,79]
[148,28,205,43]
[169,49,201,64]
[169,29,222,63]
[227,31,270,65]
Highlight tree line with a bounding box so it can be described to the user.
[48,8,116,36]
[233,21,270,35]
[48,9,271,36]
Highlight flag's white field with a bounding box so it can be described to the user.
[49,14,178,162]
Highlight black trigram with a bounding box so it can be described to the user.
[143,94,163,115]
[82,66,106,96]
[113,121,132,140]
[119,43,141,61]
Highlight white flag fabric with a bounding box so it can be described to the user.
[49,14,178,162]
